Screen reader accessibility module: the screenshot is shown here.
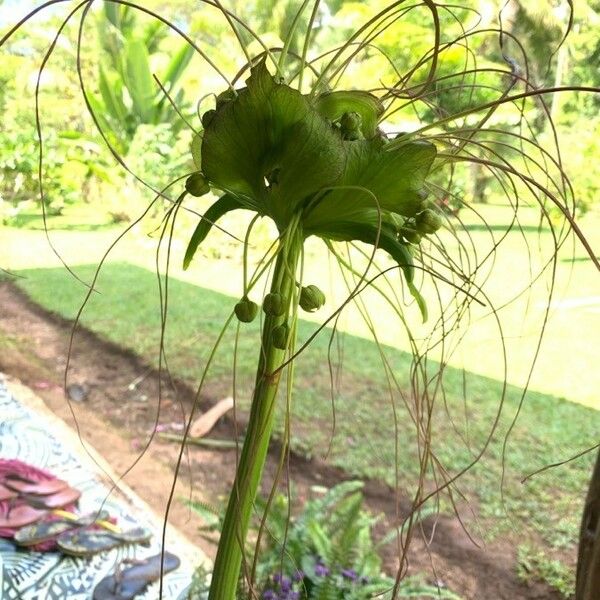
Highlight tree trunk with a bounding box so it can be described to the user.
[576,447,600,599]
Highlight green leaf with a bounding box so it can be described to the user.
[98,64,127,125]
[315,90,384,138]
[88,163,112,183]
[183,194,244,269]
[161,42,194,90]
[124,39,156,123]
[304,137,436,228]
[408,281,428,323]
[103,3,121,27]
[201,60,344,227]
[141,20,163,54]
[58,130,83,140]
[306,520,331,562]
[86,93,127,154]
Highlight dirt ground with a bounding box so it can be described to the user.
[0,280,567,599]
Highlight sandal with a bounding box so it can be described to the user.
[3,475,69,496]
[57,525,152,557]
[0,483,18,502]
[93,552,180,600]
[0,504,48,529]
[14,510,111,547]
[23,486,81,510]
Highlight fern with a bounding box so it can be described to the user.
[249,482,464,599]
[311,577,341,600]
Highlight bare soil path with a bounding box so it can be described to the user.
[0,281,565,599]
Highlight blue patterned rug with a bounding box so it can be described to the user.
[0,376,199,599]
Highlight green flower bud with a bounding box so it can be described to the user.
[340,111,363,141]
[201,109,216,129]
[272,324,288,350]
[415,208,443,235]
[400,227,422,245]
[299,285,326,312]
[234,297,258,323]
[263,292,285,316]
[185,173,210,197]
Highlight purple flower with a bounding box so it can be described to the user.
[287,593,300,600]
[315,563,330,577]
[292,570,304,582]
[341,568,358,581]
[263,590,278,600]
[272,573,291,591]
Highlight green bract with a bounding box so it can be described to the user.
[201,60,344,225]
[184,59,437,318]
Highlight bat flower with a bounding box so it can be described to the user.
[183,59,439,318]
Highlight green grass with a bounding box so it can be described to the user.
[12,261,599,557]
[517,544,576,598]
[3,203,600,411]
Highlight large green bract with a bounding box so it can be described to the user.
[185,59,437,297]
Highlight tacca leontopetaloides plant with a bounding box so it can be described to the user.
[184,58,438,599]
[3,1,600,599]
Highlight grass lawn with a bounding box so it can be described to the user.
[3,202,599,409]
[2,203,599,595]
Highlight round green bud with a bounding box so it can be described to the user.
[201,109,216,129]
[400,227,422,245]
[263,292,285,317]
[299,285,326,313]
[234,297,258,323]
[415,208,443,235]
[340,111,363,141]
[272,324,288,350]
[185,173,210,197]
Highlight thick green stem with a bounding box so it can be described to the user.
[208,224,302,599]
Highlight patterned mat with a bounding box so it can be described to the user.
[0,376,199,599]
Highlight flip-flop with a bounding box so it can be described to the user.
[0,504,48,529]
[3,475,69,496]
[0,484,18,502]
[93,552,180,600]
[57,526,152,557]
[14,510,112,546]
[24,486,82,510]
